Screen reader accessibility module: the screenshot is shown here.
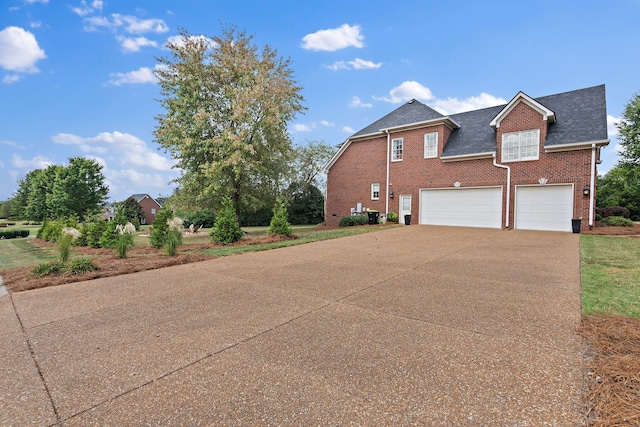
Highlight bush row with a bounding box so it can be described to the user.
[338,215,368,227]
[596,206,631,219]
[0,229,29,239]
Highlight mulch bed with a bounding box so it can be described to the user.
[580,316,640,426]
[583,221,640,236]
[1,234,294,293]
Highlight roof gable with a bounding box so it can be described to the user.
[351,99,445,138]
[489,91,556,129]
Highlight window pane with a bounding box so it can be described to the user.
[424,133,437,158]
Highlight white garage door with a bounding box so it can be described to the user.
[420,187,503,229]
[515,185,574,232]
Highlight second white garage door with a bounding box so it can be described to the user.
[420,187,503,229]
[514,184,574,232]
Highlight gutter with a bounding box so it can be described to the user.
[493,154,511,228]
[589,143,596,229]
[385,129,390,215]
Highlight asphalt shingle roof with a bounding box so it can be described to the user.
[348,85,608,157]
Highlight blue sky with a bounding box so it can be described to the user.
[1,0,637,202]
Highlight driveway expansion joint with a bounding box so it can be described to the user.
[9,293,61,425]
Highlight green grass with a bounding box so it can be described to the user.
[0,237,58,270]
[581,235,640,318]
[198,225,397,257]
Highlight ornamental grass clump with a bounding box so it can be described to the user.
[114,222,136,258]
[166,216,184,256]
[58,227,81,262]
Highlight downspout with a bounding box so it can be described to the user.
[385,129,390,215]
[493,153,511,228]
[589,143,596,229]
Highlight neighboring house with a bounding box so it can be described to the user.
[130,194,162,225]
[325,85,609,232]
[102,204,115,221]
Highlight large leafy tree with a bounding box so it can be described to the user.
[46,157,109,219]
[617,92,640,163]
[154,26,305,221]
[597,163,640,219]
[24,165,61,221]
[292,140,336,190]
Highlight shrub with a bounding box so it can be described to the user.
[0,230,16,239]
[182,209,216,229]
[338,215,368,227]
[386,212,399,223]
[601,206,631,218]
[268,198,292,237]
[604,216,634,227]
[166,216,183,256]
[595,213,603,221]
[67,257,98,275]
[31,261,67,278]
[81,220,107,248]
[210,197,243,245]
[150,208,174,249]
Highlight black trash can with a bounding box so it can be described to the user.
[404,214,411,225]
[572,218,581,234]
[367,211,379,225]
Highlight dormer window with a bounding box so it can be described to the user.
[502,129,540,162]
[392,138,403,161]
[424,132,438,158]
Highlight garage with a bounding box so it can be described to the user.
[514,184,574,232]
[420,187,503,229]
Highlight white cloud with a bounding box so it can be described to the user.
[71,0,103,17]
[349,96,372,108]
[117,36,158,53]
[302,24,364,51]
[607,114,620,138]
[25,0,49,3]
[164,34,215,50]
[319,120,334,127]
[293,124,312,132]
[2,74,21,84]
[52,131,175,171]
[12,154,53,169]
[326,57,381,71]
[50,131,179,200]
[83,13,168,34]
[374,81,434,104]
[343,126,355,133]
[374,81,506,114]
[107,65,160,85]
[431,93,507,115]
[348,58,381,70]
[29,21,42,28]
[0,26,46,73]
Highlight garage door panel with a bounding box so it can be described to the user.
[515,185,573,232]
[420,188,502,229]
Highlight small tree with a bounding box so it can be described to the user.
[268,197,292,237]
[210,197,243,245]
[120,197,145,228]
[150,208,174,249]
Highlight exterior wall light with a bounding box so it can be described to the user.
[389,191,394,199]
[583,185,590,196]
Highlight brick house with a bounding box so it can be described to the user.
[324,85,609,232]
[130,194,162,225]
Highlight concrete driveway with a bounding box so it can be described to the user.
[1,226,584,425]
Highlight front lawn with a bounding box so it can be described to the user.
[581,235,640,318]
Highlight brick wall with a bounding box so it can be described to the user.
[326,103,594,230]
[138,197,160,225]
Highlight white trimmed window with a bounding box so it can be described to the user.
[502,129,540,162]
[151,208,156,214]
[424,132,438,158]
[371,183,380,200]
[392,138,403,161]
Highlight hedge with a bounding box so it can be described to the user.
[338,215,368,227]
[0,229,29,239]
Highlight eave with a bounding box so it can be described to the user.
[490,91,556,129]
[440,151,495,162]
[544,139,610,153]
